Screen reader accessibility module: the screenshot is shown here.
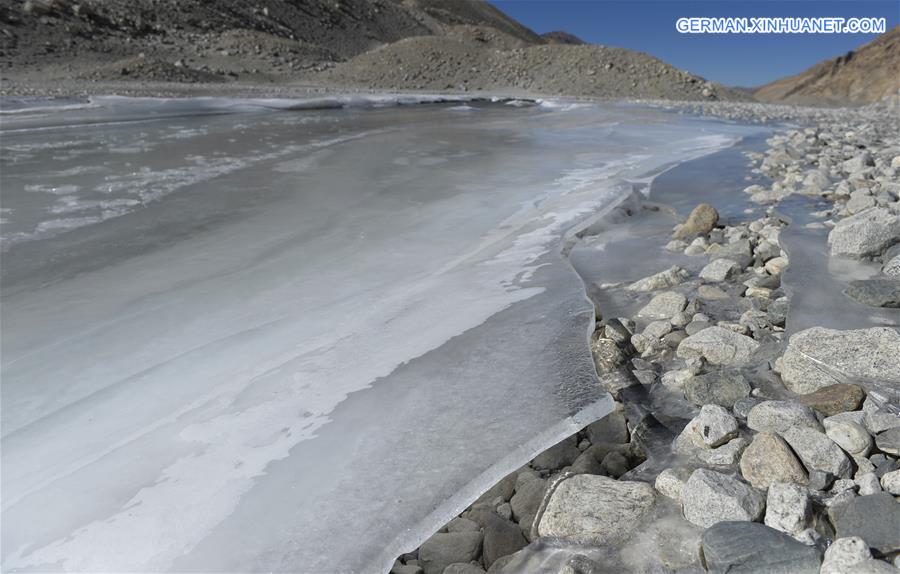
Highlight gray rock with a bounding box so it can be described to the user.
[590,337,625,373]
[701,521,822,574]
[824,419,872,457]
[764,482,811,536]
[844,560,898,573]
[883,253,900,276]
[682,469,765,528]
[698,436,749,466]
[798,383,866,416]
[740,431,808,489]
[821,537,871,574]
[479,513,527,569]
[418,531,483,574]
[746,400,822,434]
[637,291,687,320]
[863,397,900,434]
[685,320,711,336]
[808,470,836,492]
[509,478,546,540]
[558,554,603,574]
[700,258,742,282]
[828,206,900,259]
[855,472,881,495]
[776,327,900,394]
[875,427,900,455]
[781,426,853,478]
[880,469,900,494]
[443,564,485,574]
[870,454,899,478]
[643,319,673,341]
[537,474,656,545]
[474,473,516,505]
[708,239,754,268]
[733,397,763,419]
[683,371,751,408]
[446,518,480,533]
[532,437,580,471]
[676,326,760,366]
[568,450,603,476]
[846,279,900,308]
[828,492,900,553]
[674,203,719,239]
[391,562,423,574]
[694,404,739,447]
[627,265,688,292]
[655,467,691,503]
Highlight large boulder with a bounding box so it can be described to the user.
[537,474,656,545]
[682,469,765,529]
[827,206,900,259]
[776,327,900,394]
[701,521,822,574]
[676,326,760,366]
[674,203,719,239]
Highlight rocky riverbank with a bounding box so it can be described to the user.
[390,99,900,574]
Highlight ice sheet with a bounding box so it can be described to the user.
[1,97,747,573]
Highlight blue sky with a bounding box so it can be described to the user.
[489,1,899,86]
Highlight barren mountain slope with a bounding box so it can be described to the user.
[755,26,900,105]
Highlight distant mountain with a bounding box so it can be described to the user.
[754,26,900,105]
[542,31,586,45]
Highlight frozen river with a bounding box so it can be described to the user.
[2,96,746,572]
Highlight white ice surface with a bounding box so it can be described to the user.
[1,97,746,573]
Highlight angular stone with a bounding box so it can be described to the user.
[698,436,749,466]
[764,482,811,536]
[627,265,688,292]
[676,326,760,366]
[509,478,546,540]
[655,467,691,503]
[700,258,742,282]
[418,531,483,574]
[740,431,808,489]
[531,437,580,471]
[537,475,656,545]
[797,383,865,417]
[746,400,822,434]
[674,203,719,239]
[591,337,625,373]
[856,472,881,495]
[846,279,900,308]
[820,537,871,574]
[782,426,853,478]
[683,371,751,408]
[776,327,900,394]
[479,513,526,569]
[880,469,900,495]
[708,239,753,268]
[585,406,629,444]
[682,469,765,529]
[637,291,687,320]
[701,521,822,574]
[694,404,739,447]
[828,492,900,554]
[828,206,900,259]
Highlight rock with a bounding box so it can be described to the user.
[418,531,483,574]
[701,521,822,574]
[880,469,900,494]
[764,482,811,536]
[798,384,865,416]
[446,518,480,533]
[443,564,484,574]
[844,560,898,573]
[863,397,900,434]
[627,265,688,292]
[584,404,628,444]
[708,239,754,268]
[808,469,836,492]
[746,401,822,434]
[740,431,808,489]
[776,327,900,394]
[883,253,900,277]
[870,454,899,478]
[828,207,900,259]
[693,404,739,447]
[845,279,900,308]
[875,427,900,455]
[674,203,719,239]
[782,426,853,478]
[391,562,423,574]
[828,493,900,554]
[824,419,872,457]
[698,285,730,300]
[474,473,516,505]
[856,472,881,495]
[532,437,580,471]
[676,326,760,366]
[821,537,871,574]
[765,256,789,275]
[733,397,763,420]
[700,258,742,282]
[509,478,546,539]
[643,319,673,340]
[568,450,603,475]
[682,469,765,528]
[536,474,656,545]
[603,319,633,344]
[655,467,691,503]
[599,450,630,478]
[683,371,751,408]
[637,291,687,320]
[591,337,625,373]
[479,513,527,569]
[698,436,749,466]
[557,555,603,574]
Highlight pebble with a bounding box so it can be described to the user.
[682,468,765,528]
[880,469,900,494]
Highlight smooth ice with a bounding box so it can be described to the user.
[2,97,745,573]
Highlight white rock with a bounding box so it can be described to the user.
[764,482,811,536]
[855,473,882,496]
[821,537,871,574]
[637,291,687,320]
[880,469,900,495]
[747,401,822,434]
[828,207,900,259]
[824,419,873,457]
[764,256,789,275]
[682,469,765,529]
[693,404,739,447]
[627,266,689,292]
[676,326,760,366]
[699,258,741,282]
[655,468,691,503]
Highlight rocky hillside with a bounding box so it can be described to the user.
[0,0,741,101]
[542,31,585,45]
[755,26,900,105]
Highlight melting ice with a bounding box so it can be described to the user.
[2,96,749,573]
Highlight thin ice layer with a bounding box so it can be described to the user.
[2,98,746,573]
